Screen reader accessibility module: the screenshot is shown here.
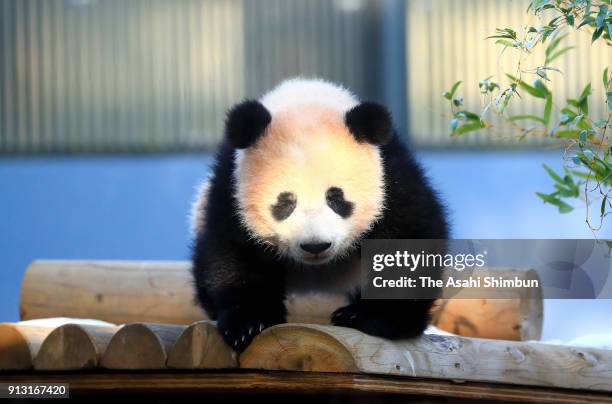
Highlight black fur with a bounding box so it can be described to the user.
[326,187,354,218]
[345,102,393,145]
[225,100,271,149]
[192,118,448,352]
[271,192,297,221]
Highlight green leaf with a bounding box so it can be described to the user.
[536,192,574,213]
[533,80,551,98]
[495,39,516,48]
[604,67,609,89]
[449,81,462,98]
[578,83,591,114]
[546,46,574,65]
[579,83,592,100]
[601,195,608,217]
[558,202,574,214]
[529,0,551,13]
[506,74,549,99]
[508,114,547,124]
[543,164,564,183]
[544,94,553,126]
[453,121,486,136]
[456,110,481,121]
[592,26,604,42]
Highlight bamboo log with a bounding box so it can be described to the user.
[0,324,55,370]
[20,260,542,340]
[241,324,612,393]
[167,321,237,369]
[100,323,186,369]
[34,324,119,370]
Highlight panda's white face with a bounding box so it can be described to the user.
[234,105,385,265]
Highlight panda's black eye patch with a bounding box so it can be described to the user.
[326,187,354,218]
[271,192,297,221]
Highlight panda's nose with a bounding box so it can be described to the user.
[300,241,332,254]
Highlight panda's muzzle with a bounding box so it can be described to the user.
[300,241,332,255]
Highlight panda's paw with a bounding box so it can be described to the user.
[217,308,285,352]
[331,303,427,340]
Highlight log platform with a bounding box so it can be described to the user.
[1,259,609,401]
[1,321,611,398]
[2,371,611,403]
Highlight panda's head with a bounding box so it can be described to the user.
[228,79,391,265]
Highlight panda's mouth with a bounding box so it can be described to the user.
[299,254,334,265]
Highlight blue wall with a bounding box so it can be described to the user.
[1,151,610,340]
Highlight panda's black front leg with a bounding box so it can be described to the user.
[216,293,286,352]
[193,248,287,352]
[331,293,433,339]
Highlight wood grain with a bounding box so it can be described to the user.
[0,324,56,370]
[433,268,543,340]
[19,260,543,341]
[101,323,186,369]
[240,324,358,372]
[34,324,119,370]
[167,321,237,369]
[241,323,612,392]
[20,260,204,325]
[1,371,610,403]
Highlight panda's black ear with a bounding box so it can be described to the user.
[225,100,272,149]
[344,102,392,146]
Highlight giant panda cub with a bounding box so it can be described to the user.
[191,78,448,352]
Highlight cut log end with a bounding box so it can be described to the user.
[0,324,32,370]
[240,324,358,373]
[101,323,185,369]
[167,321,237,369]
[34,324,118,371]
[0,324,58,370]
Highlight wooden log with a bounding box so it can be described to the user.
[433,268,543,340]
[20,260,203,325]
[241,324,612,393]
[240,324,358,372]
[100,323,186,369]
[167,321,237,369]
[34,324,119,371]
[20,260,542,340]
[432,298,543,341]
[0,324,55,370]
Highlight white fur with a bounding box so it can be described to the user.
[190,176,212,236]
[259,78,359,114]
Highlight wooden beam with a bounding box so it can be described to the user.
[241,324,612,393]
[100,323,186,369]
[19,260,543,341]
[167,321,237,369]
[34,324,119,370]
[1,371,610,403]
